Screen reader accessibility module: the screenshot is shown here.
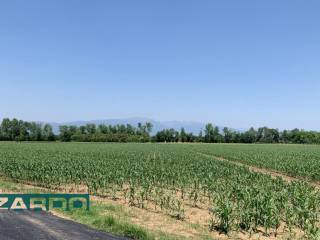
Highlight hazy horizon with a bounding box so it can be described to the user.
[1,1,319,130]
[0,116,317,132]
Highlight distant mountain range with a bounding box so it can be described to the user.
[48,117,215,135]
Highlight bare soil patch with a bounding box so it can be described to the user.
[0,177,308,239]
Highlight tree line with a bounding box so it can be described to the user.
[0,118,55,141]
[59,122,152,142]
[1,118,320,144]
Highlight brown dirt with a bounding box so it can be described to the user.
[0,177,308,239]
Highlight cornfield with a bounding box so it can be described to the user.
[0,142,319,238]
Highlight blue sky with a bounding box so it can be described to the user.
[0,1,319,130]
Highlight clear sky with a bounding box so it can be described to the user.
[1,1,319,130]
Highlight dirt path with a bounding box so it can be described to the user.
[197,152,320,189]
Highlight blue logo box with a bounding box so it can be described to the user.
[0,194,90,211]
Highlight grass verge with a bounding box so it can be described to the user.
[0,179,194,240]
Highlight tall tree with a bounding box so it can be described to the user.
[43,124,55,141]
[146,122,153,135]
[204,123,214,143]
[180,128,187,142]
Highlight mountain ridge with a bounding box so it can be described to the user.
[47,117,211,135]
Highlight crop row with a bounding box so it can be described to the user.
[195,143,320,181]
[0,142,319,238]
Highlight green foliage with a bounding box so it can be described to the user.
[1,118,320,144]
[0,142,320,237]
[196,144,320,181]
[67,207,153,240]
[0,118,55,141]
[59,122,153,142]
[153,128,180,142]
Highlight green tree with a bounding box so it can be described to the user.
[43,124,55,141]
[180,128,187,142]
[145,122,153,135]
[204,123,214,143]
